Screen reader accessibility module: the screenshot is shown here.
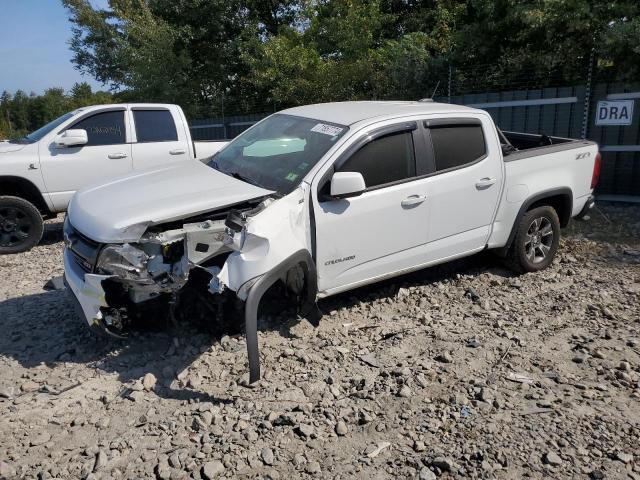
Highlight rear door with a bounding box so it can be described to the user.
[313,122,432,293]
[130,107,190,170]
[421,116,503,260]
[39,108,132,210]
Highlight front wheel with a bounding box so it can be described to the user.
[504,205,560,273]
[0,196,44,254]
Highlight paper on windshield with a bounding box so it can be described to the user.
[311,123,344,136]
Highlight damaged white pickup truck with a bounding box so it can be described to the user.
[63,101,600,382]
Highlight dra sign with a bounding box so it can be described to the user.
[595,100,634,126]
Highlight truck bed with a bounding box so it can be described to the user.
[500,131,595,162]
[487,131,598,250]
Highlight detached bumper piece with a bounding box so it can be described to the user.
[243,250,317,383]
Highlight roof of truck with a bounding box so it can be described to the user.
[281,101,480,126]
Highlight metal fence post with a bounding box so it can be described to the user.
[448,64,452,103]
[581,46,595,139]
[221,96,227,140]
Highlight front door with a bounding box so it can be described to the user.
[39,109,133,210]
[313,124,430,293]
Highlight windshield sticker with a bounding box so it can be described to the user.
[285,172,299,182]
[311,123,344,136]
[298,162,309,170]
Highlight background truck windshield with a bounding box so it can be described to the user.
[20,111,75,143]
[208,114,347,194]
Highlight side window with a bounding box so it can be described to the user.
[429,124,486,172]
[133,110,178,143]
[338,131,416,188]
[69,111,125,146]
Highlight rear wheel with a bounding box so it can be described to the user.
[0,196,44,254]
[505,206,560,273]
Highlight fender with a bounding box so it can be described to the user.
[0,175,53,214]
[243,249,318,383]
[496,187,572,257]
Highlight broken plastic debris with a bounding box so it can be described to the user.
[43,276,65,291]
[366,442,391,458]
[359,353,380,368]
[506,372,534,384]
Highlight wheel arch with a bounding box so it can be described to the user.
[0,176,51,215]
[497,187,572,257]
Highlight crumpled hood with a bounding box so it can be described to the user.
[69,161,274,243]
[0,141,27,154]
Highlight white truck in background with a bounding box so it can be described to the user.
[63,101,600,382]
[0,104,227,253]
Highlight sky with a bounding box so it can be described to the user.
[0,0,109,95]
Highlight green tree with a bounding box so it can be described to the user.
[61,0,640,113]
[0,87,113,139]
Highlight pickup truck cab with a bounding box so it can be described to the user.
[63,101,599,382]
[0,103,226,253]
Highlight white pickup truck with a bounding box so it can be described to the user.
[63,101,599,382]
[0,103,226,253]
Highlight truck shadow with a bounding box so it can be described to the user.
[40,218,64,246]
[0,288,234,404]
[0,250,512,403]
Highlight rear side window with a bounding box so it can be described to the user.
[133,110,178,143]
[339,131,416,188]
[69,111,125,146]
[430,125,486,171]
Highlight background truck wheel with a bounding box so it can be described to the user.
[505,205,560,273]
[0,196,44,254]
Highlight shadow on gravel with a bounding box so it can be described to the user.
[40,220,64,246]
[0,288,233,404]
[0,248,511,402]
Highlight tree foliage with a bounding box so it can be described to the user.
[62,0,640,114]
[10,0,639,124]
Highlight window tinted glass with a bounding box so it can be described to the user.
[70,111,125,146]
[133,110,178,142]
[339,131,415,188]
[430,125,486,171]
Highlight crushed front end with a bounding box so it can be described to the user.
[63,199,271,338]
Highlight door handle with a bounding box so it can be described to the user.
[475,177,497,189]
[169,149,186,155]
[108,153,128,159]
[401,194,427,207]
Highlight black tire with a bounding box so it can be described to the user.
[0,196,44,254]
[504,205,560,273]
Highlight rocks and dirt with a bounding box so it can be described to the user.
[0,202,639,479]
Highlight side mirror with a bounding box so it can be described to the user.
[55,129,88,148]
[330,171,366,198]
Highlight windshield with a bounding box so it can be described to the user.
[12,111,76,144]
[207,114,348,194]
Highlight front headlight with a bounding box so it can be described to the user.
[96,244,152,282]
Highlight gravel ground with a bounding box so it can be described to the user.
[0,202,639,480]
